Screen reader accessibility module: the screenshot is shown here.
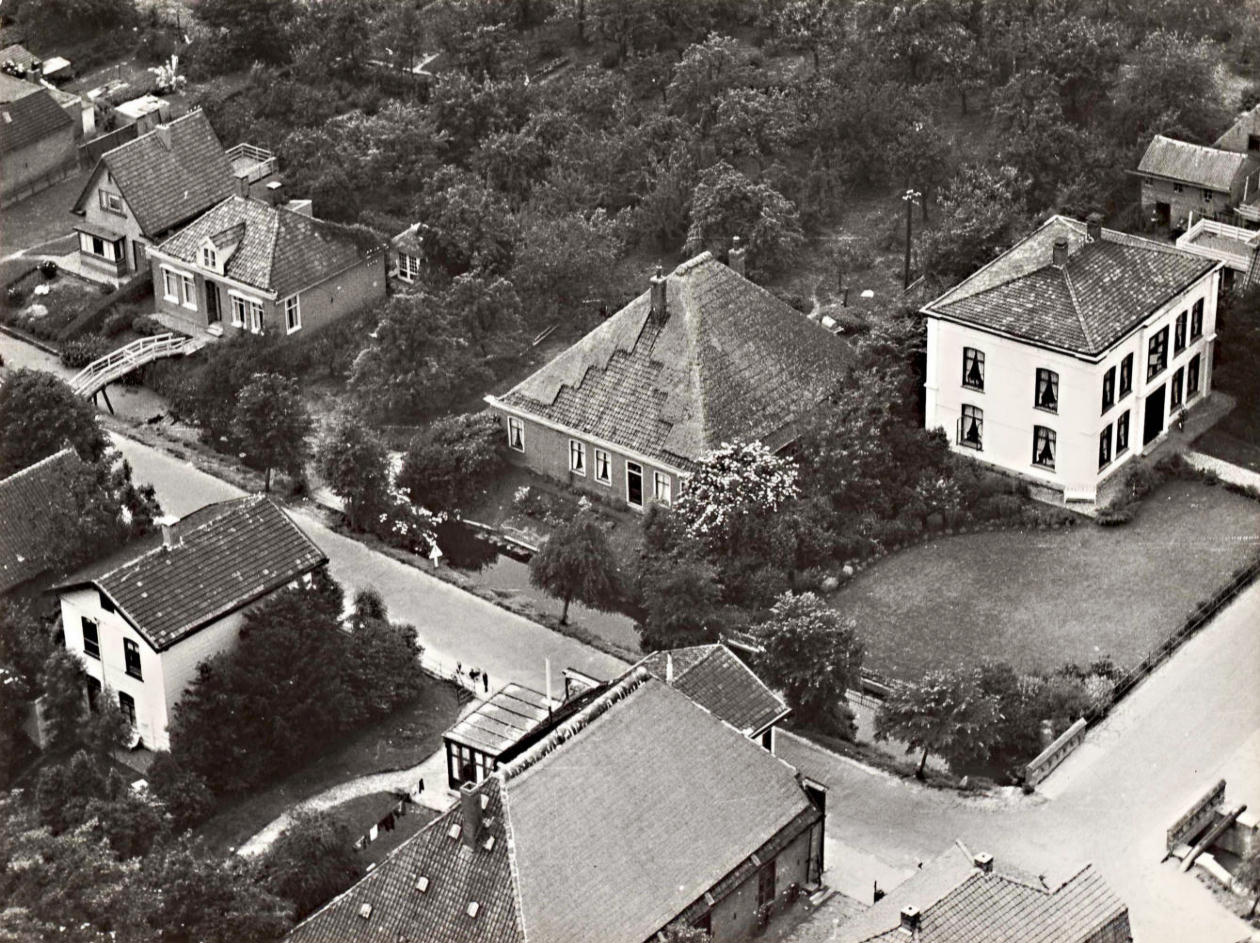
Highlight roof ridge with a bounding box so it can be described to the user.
[925,215,1067,311]
[1059,266,1099,352]
[0,446,76,487]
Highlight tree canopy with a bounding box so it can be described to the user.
[529,511,622,624]
[0,370,108,477]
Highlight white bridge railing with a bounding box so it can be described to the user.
[70,333,196,398]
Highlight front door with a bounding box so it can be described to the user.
[1143,385,1166,446]
[205,279,221,324]
[1155,202,1170,227]
[132,240,147,272]
[626,461,644,508]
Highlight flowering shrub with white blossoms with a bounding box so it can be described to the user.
[376,483,443,554]
[676,441,799,547]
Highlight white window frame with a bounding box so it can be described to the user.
[179,272,196,311]
[398,251,420,282]
[593,448,611,485]
[201,246,217,270]
[507,417,524,452]
[569,439,586,476]
[230,294,247,327]
[653,470,672,506]
[284,295,301,334]
[98,189,124,215]
[162,267,181,303]
[249,299,264,334]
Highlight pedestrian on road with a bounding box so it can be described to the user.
[483,671,489,693]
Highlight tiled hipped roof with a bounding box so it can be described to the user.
[0,72,73,154]
[77,110,236,236]
[0,448,86,594]
[637,644,788,736]
[288,675,820,943]
[498,253,853,471]
[925,216,1215,354]
[158,195,371,298]
[54,496,325,651]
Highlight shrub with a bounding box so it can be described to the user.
[39,260,58,279]
[6,286,24,307]
[131,315,166,337]
[60,335,113,369]
[397,412,507,514]
[102,310,131,337]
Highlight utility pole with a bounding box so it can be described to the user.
[902,188,921,289]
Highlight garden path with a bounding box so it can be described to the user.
[1185,450,1260,491]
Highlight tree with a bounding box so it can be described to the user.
[684,162,804,279]
[636,549,723,651]
[711,87,799,171]
[397,412,505,513]
[146,751,216,832]
[414,167,519,276]
[510,209,625,324]
[38,648,87,754]
[874,667,1002,778]
[0,369,108,476]
[440,270,526,359]
[922,163,1028,283]
[667,33,746,134]
[529,512,622,624]
[675,441,800,556]
[316,412,391,531]
[1110,31,1228,150]
[233,373,312,491]
[755,592,862,736]
[260,812,363,919]
[1236,846,1260,918]
[194,0,298,64]
[762,0,847,73]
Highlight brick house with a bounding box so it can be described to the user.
[0,71,76,206]
[832,844,1132,943]
[52,496,326,751]
[287,669,827,943]
[145,195,387,340]
[923,215,1222,505]
[486,249,853,510]
[1136,134,1260,229]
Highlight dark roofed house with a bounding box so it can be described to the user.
[0,448,86,596]
[146,194,386,341]
[53,495,326,750]
[831,844,1131,943]
[1136,134,1260,229]
[486,249,854,510]
[0,71,77,206]
[287,671,826,943]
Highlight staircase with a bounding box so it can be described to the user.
[70,333,200,399]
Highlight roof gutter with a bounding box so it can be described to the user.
[1128,168,1231,193]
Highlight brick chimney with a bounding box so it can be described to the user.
[1052,236,1069,267]
[154,122,172,150]
[728,235,747,277]
[973,852,994,873]
[1086,212,1103,242]
[460,782,481,848]
[899,905,921,932]
[649,265,667,322]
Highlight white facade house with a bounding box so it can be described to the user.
[924,215,1222,504]
[54,496,325,751]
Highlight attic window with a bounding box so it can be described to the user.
[467,902,480,919]
[202,246,217,270]
[447,823,461,841]
[415,875,430,894]
[358,904,372,921]
[483,836,496,852]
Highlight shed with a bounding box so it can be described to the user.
[442,683,553,789]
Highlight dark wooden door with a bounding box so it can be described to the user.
[1144,385,1166,446]
[626,462,643,507]
[205,279,221,324]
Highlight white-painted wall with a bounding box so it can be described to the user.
[926,267,1220,501]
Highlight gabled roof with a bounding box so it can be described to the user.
[1136,134,1255,191]
[924,216,1216,355]
[1214,104,1260,154]
[53,495,326,651]
[443,682,553,757]
[0,71,73,154]
[72,110,236,237]
[833,844,1129,943]
[0,44,40,72]
[288,672,820,943]
[0,448,86,594]
[495,252,854,471]
[157,195,375,298]
[637,643,788,736]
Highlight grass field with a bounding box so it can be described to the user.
[829,480,1260,681]
[326,792,441,869]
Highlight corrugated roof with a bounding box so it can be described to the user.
[54,496,326,651]
[444,683,553,756]
[925,216,1215,354]
[288,675,820,943]
[73,110,236,237]
[498,252,854,471]
[1136,134,1254,191]
[157,195,371,297]
[0,448,85,594]
[637,643,788,736]
[0,71,73,154]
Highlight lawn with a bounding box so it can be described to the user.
[0,170,90,257]
[1195,426,1260,474]
[196,679,460,856]
[829,480,1260,681]
[326,792,441,869]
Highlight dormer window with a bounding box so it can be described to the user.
[202,246,217,270]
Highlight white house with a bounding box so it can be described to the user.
[923,215,1222,505]
[53,495,326,751]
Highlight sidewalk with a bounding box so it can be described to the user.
[1185,450,1260,491]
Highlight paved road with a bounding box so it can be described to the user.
[780,576,1260,943]
[109,433,628,696]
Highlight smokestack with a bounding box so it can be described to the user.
[1086,212,1103,242]
[900,906,921,931]
[666,653,674,684]
[1052,236,1069,268]
[460,782,480,848]
[728,235,747,277]
[973,852,994,873]
[649,265,667,322]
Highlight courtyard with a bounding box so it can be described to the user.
[829,480,1260,680]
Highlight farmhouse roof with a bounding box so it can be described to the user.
[53,495,325,651]
[0,71,73,154]
[924,216,1215,354]
[1136,134,1254,191]
[1214,104,1260,153]
[287,673,820,943]
[636,643,788,736]
[495,252,853,471]
[0,448,85,594]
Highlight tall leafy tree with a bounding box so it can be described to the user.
[874,667,1002,778]
[1109,30,1229,150]
[260,812,363,919]
[922,162,1028,282]
[233,373,312,491]
[316,412,391,532]
[398,412,505,513]
[194,0,297,64]
[529,512,622,624]
[0,369,108,476]
[37,648,87,754]
[675,441,800,557]
[684,162,805,279]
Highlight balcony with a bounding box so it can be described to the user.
[1176,218,1260,272]
[226,143,277,186]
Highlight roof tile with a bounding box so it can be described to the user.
[0,72,73,154]
[0,448,84,593]
[1137,134,1256,190]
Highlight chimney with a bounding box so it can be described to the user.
[154,122,172,150]
[265,179,284,205]
[460,782,481,848]
[973,852,994,873]
[1086,212,1103,242]
[899,906,921,932]
[156,515,178,551]
[665,653,674,684]
[728,235,747,277]
[1052,236,1069,268]
[649,265,667,322]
